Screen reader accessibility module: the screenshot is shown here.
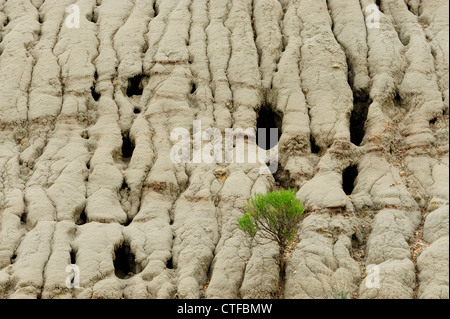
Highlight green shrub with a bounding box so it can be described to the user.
[237,189,304,271]
[329,289,351,299]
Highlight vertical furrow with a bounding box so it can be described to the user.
[417,204,449,298]
[0,0,41,297]
[41,221,77,299]
[206,0,233,131]
[253,0,283,91]
[270,0,312,190]
[94,0,134,98]
[226,0,262,131]
[0,0,8,49]
[419,0,449,111]
[328,0,370,98]
[204,0,263,299]
[298,0,353,150]
[353,0,448,299]
[355,0,413,300]
[21,1,75,299]
[32,0,97,298]
[412,0,449,299]
[0,0,72,299]
[170,0,224,299]
[188,0,214,127]
[287,0,365,300]
[7,222,55,298]
[24,0,72,166]
[123,0,193,299]
[171,166,221,299]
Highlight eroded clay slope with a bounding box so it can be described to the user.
[0,0,448,299]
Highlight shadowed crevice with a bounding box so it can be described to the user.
[350,95,370,146]
[114,241,141,279]
[126,75,148,97]
[122,133,135,160]
[310,134,320,154]
[76,209,87,225]
[153,1,158,17]
[70,248,77,265]
[20,212,27,225]
[91,86,100,101]
[343,165,358,195]
[166,257,173,269]
[256,105,282,150]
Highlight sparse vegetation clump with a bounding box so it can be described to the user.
[329,289,351,299]
[237,189,304,273]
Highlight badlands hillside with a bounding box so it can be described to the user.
[0,0,448,299]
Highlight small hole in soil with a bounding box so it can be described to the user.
[350,95,370,146]
[256,104,282,150]
[429,117,437,125]
[20,212,27,224]
[343,165,358,195]
[70,249,77,265]
[351,233,359,249]
[77,209,87,225]
[122,133,135,160]
[191,83,196,94]
[91,87,100,101]
[390,144,395,155]
[124,217,132,227]
[393,93,402,108]
[89,11,98,23]
[134,108,141,114]
[166,258,173,269]
[310,134,320,154]
[11,254,17,263]
[126,75,147,97]
[81,130,89,140]
[153,1,158,17]
[114,241,140,279]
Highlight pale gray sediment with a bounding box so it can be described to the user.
[0,0,448,299]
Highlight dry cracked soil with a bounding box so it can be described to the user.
[0,0,448,299]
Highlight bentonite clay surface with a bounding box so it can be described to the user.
[0,0,448,299]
